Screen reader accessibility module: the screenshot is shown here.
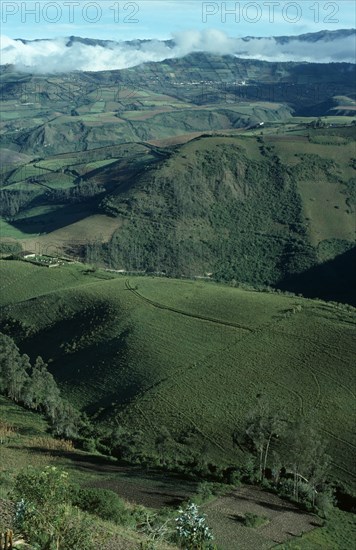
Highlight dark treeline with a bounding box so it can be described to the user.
[0,189,34,218]
[0,332,81,438]
[0,181,104,218]
[48,180,105,204]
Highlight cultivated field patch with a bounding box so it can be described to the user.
[204,486,322,550]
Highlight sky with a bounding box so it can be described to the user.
[1,0,355,41]
[0,1,355,71]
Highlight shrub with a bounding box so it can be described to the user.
[53,508,93,550]
[225,468,242,486]
[136,507,174,546]
[71,487,131,525]
[28,436,74,452]
[316,488,335,519]
[243,512,268,528]
[0,420,16,445]
[278,478,295,499]
[81,438,97,453]
[196,482,213,503]
[175,502,214,549]
[13,466,93,550]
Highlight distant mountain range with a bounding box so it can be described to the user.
[14,28,356,48]
[1,28,355,72]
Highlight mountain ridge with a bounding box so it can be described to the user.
[2,28,355,73]
[12,28,356,48]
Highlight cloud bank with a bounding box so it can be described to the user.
[0,29,355,73]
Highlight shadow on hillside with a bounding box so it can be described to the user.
[23,446,198,507]
[10,201,96,235]
[278,247,356,306]
[228,514,246,524]
[141,490,187,507]
[26,447,125,469]
[232,494,306,515]
[25,447,195,484]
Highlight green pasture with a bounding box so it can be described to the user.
[0,262,355,490]
[7,164,47,183]
[85,159,119,171]
[35,158,78,170]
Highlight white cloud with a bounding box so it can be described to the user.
[0,29,355,73]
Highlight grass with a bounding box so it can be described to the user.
[0,261,355,491]
[0,395,56,498]
[35,158,78,170]
[43,173,76,189]
[7,165,46,184]
[9,203,94,237]
[0,260,103,305]
[85,159,119,171]
[3,182,43,192]
[16,214,123,256]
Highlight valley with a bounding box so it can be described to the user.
[0,29,355,550]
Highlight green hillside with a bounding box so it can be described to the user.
[99,131,355,303]
[1,260,355,491]
[1,129,355,303]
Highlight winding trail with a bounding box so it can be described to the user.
[125,279,253,332]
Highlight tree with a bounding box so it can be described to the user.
[155,426,177,467]
[8,354,31,402]
[27,357,61,418]
[244,397,285,480]
[50,399,81,439]
[285,419,331,504]
[0,332,83,440]
[109,425,145,462]
[0,332,29,401]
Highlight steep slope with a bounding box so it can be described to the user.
[96,132,355,301]
[1,130,354,302]
[0,261,355,489]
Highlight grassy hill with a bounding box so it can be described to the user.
[1,260,355,491]
[1,129,355,303]
[1,45,355,550]
[120,53,356,114]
